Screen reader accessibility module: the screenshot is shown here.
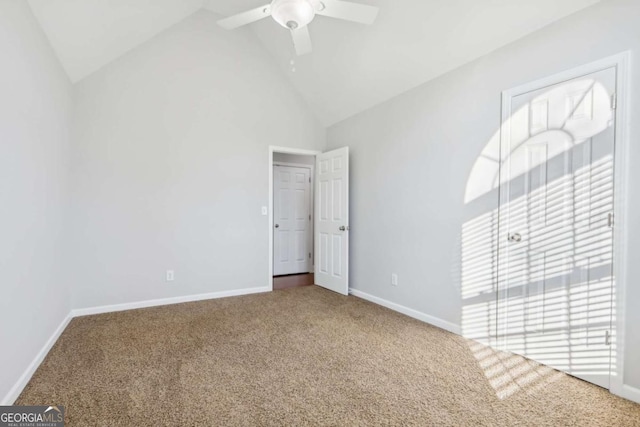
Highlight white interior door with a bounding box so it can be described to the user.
[498,67,617,388]
[273,165,312,276]
[315,147,349,295]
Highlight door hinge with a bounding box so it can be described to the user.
[309,177,311,183]
[605,330,612,346]
[611,93,617,110]
[608,212,614,228]
[309,214,311,221]
[309,252,311,259]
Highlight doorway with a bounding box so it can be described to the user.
[268,146,351,295]
[273,152,315,290]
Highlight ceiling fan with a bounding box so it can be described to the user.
[217,0,379,56]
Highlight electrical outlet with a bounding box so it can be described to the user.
[166,270,175,282]
[391,273,398,286]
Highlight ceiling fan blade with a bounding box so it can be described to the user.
[217,4,272,30]
[291,26,313,56]
[315,0,379,25]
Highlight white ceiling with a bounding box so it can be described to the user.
[205,0,601,125]
[29,0,601,125]
[28,0,203,83]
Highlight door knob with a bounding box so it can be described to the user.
[339,226,346,231]
[275,224,280,228]
[508,232,522,242]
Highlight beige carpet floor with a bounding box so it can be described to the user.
[17,286,640,426]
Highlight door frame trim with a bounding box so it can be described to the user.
[499,52,631,398]
[268,146,321,291]
[273,162,315,275]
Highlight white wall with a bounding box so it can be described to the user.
[328,0,640,392]
[68,10,325,309]
[0,0,73,402]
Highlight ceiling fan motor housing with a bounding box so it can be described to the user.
[271,0,316,30]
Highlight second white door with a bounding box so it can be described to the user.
[273,165,312,276]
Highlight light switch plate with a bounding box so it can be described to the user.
[261,206,268,215]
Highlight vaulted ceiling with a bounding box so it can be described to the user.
[28,0,203,82]
[29,0,601,125]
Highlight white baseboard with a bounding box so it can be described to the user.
[349,288,462,335]
[613,384,640,404]
[71,286,271,317]
[1,312,73,405]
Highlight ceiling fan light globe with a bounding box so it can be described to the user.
[271,0,315,30]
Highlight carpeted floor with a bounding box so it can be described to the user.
[17,286,640,426]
